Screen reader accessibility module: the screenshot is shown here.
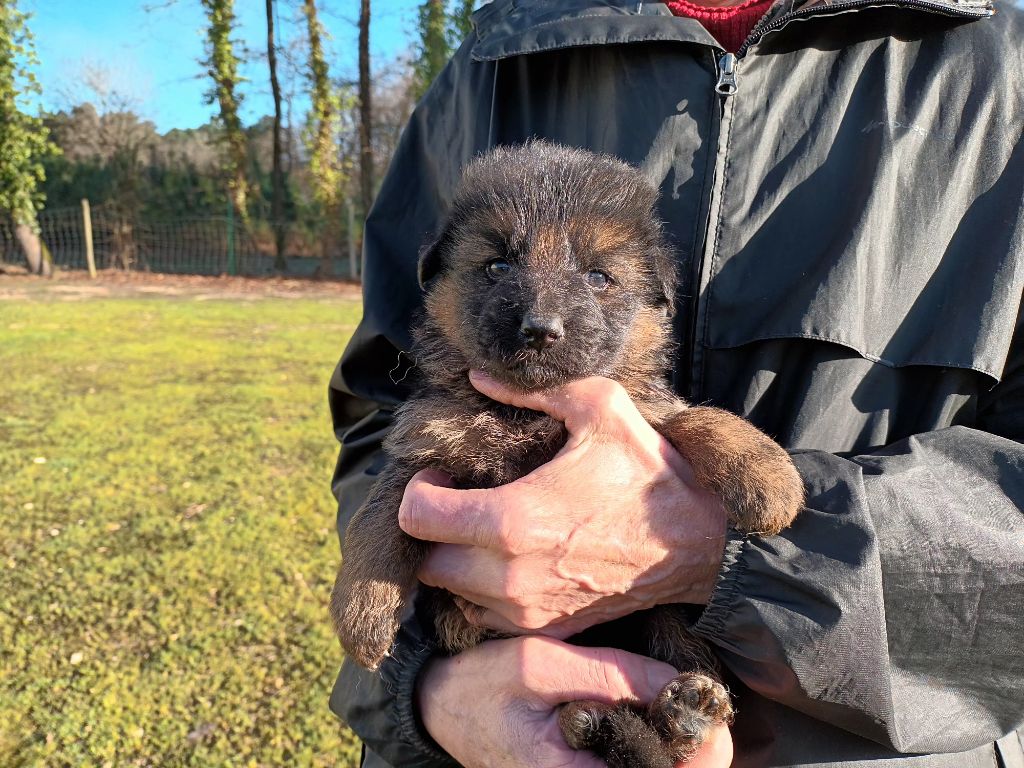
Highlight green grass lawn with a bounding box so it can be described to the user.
[0,292,363,767]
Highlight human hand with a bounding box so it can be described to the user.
[398,372,728,638]
[417,636,733,768]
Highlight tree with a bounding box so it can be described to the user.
[448,0,475,48]
[412,0,476,101]
[70,67,158,266]
[0,0,59,275]
[265,0,286,270]
[412,0,448,100]
[302,0,347,276]
[201,0,250,224]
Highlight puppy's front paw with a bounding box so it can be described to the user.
[647,672,733,763]
[664,405,804,535]
[330,573,403,670]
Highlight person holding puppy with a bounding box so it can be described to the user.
[328,0,1024,766]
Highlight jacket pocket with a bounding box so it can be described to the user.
[701,236,1017,385]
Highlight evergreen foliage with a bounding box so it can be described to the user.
[412,0,476,100]
[448,0,475,49]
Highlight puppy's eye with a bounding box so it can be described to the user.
[585,270,611,290]
[486,259,511,279]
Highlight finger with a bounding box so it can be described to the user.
[469,371,674,467]
[469,370,635,441]
[418,543,503,597]
[533,719,611,768]
[455,601,531,636]
[471,606,578,640]
[679,723,733,768]
[398,470,502,547]
[565,751,612,768]
[421,546,572,631]
[406,466,456,490]
[516,637,678,706]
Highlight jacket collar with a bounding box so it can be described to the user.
[469,0,992,60]
[470,0,717,61]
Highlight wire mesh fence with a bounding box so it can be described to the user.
[0,202,358,279]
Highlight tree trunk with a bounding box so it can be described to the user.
[266,0,287,271]
[203,0,250,226]
[15,221,50,277]
[358,0,374,220]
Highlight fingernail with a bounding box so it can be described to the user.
[423,468,456,488]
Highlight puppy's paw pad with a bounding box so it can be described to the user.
[648,673,733,761]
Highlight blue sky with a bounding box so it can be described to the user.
[22,0,417,132]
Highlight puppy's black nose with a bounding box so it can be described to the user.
[520,313,564,351]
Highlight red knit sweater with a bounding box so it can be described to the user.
[665,0,775,53]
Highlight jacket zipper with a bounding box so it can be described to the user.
[712,0,990,96]
[715,53,738,95]
[687,0,991,395]
[736,0,991,58]
[685,50,736,398]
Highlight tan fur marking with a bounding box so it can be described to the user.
[592,219,634,253]
[529,224,569,269]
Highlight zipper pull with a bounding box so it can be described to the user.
[716,53,738,96]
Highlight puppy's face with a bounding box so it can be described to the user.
[420,143,676,391]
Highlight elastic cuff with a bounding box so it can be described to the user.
[688,525,749,640]
[392,638,461,766]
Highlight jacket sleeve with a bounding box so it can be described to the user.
[689,316,1024,754]
[326,39,492,768]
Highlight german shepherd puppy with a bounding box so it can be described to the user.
[331,142,804,766]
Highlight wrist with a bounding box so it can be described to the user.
[393,639,458,766]
[657,480,729,605]
[688,525,749,637]
[414,653,470,764]
[414,655,444,746]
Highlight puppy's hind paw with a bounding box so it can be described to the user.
[648,672,733,763]
[560,700,675,768]
[559,701,615,751]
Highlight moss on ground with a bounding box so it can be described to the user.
[0,295,363,767]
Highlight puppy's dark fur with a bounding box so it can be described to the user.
[331,142,804,766]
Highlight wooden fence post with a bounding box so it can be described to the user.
[81,199,96,279]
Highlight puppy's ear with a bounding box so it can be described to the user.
[651,246,678,316]
[417,232,448,290]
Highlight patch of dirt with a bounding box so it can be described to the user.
[0,269,362,301]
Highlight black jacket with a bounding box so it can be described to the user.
[327,1,1024,765]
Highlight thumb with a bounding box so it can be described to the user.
[679,723,734,768]
[469,370,637,445]
[520,638,678,707]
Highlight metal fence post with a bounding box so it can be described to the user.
[81,199,97,278]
